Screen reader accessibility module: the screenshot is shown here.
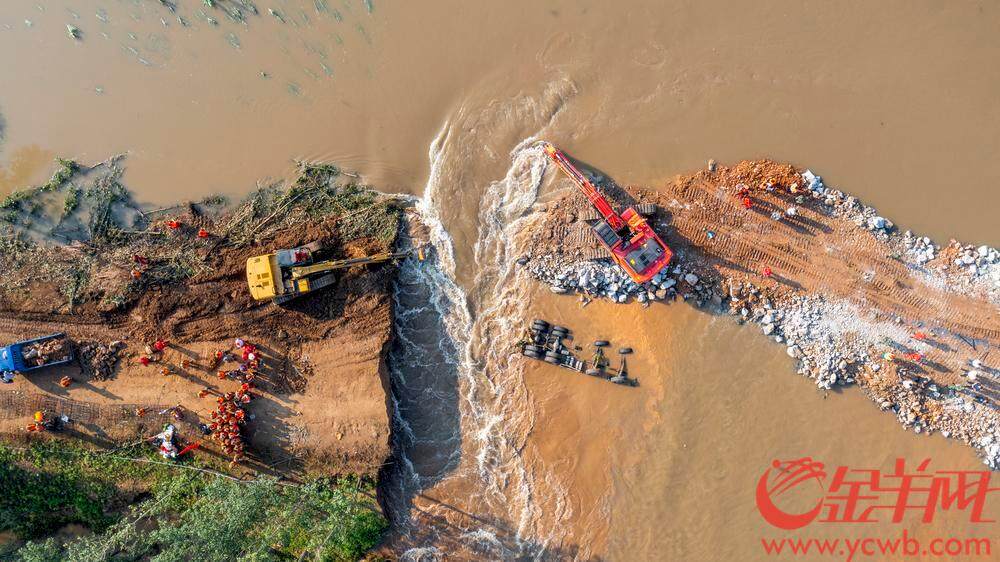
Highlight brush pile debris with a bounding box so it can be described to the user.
[0,157,399,315]
[77,340,126,380]
[22,338,71,367]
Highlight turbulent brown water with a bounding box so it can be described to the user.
[2,1,999,560]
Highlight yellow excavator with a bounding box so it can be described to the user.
[246,241,425,304]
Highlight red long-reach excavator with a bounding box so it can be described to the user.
[541,142,672,283]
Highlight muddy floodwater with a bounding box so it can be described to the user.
[2,1,999,560]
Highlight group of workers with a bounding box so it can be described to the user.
[23,334,262,468]
[734,185,993,405]
[208,389,251,466]
[215,338,262,380]
[138,338,170,367]
[164,218,211,239]
[129,219,213,279]
[202,338,261,466]
[26,410,71,432]
[135,337,261,465]
[734,184,786,280]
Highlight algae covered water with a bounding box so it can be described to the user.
[2,1,999,559]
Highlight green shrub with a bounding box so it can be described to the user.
[3,442,386,561]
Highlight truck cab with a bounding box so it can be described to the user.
[246,243,325,303]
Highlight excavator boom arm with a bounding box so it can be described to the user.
[291,249,416,279]
[542,143,625,231]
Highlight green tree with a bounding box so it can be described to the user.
[13,475,386,562]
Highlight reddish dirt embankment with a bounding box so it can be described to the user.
[0,207,400,478]
[527,160,1000,465]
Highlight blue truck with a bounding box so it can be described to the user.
[0,333,74,383]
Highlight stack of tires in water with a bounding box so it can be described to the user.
[522,319,570,365]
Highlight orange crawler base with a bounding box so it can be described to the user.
[612,207,673,283]
[541,142,672,283]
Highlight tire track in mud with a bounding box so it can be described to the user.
[0,316,126,341]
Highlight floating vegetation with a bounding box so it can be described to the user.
[199,194,228,206]
[226,32,241,49]
[227,7,246,24]
[364,0,374,14]
[287,81,302,96]
[86,174,130,243]
[302,39,328,59]
[48,158,80,190]
[296,161,341,182]
[238,0,259,16]
[269,8,286,23]
[62,185,81,218]
[320,61,334,77]
[1,158,81,211]
[356,23,371,44]
[66,24,81,40]
[95,9,109,23]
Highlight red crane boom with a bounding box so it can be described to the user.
[541,142,673,284]
[543,145,626,231]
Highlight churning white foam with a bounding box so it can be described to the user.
[389,81,578,558]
